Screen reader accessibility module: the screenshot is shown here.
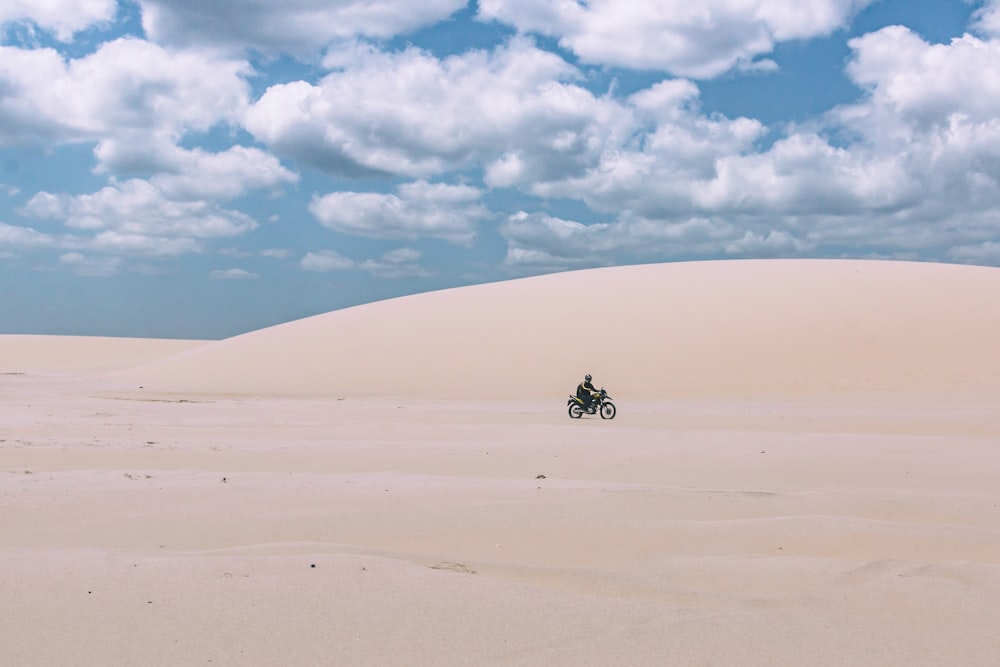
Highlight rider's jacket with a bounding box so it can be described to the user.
[576,380,596,399]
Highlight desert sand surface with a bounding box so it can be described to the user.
[2,259,999,666]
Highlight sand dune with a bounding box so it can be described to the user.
[118,259,1000,399]
[3,259,1000,666]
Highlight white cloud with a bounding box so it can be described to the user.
[844,27,1000,131]
[21,179,257,257]
[90,231,202,256]
[148,146,298,201]
[300,247,428,278]
[261,248,292,259]
[0,220,85,267]
[358,247,429,278]
[500,212,609,270]
[496,22,1000,265]
[973,0,1000,39]
[527,82,767,213]
[25,180,256,238]
[90,139,298,198]
[139,0,466,54]
[309,180,489,245]
[0,46,78,142]
[0,219,200,267]
[828,27,1000,222]
[688,133,919,215]
[0,0,116,42]
[5,0,1000,286]
[210,268,258,280]
[301,250,354,272]
[380,247,421,263]
[245,38,625,181]
[0,37,299,251]
[500,211,740,270]
[0,221,61,248]
[477,0,875,78]
[246,22,1000,268]
[0,38,250,148]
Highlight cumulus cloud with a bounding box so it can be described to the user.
[0,38,250,149]
[0,32,301,267]
[242,17,1000,266]
[147,146,298,200]
[210,268,258,280]
[301,246,428,278]
[831,27,1000,221]
[358,247,430,278]
[309,180,489,245]
[245,38,625,181]
[523,80,767,214]
[0,38,249,163]
[500,211,741,270]
[973,0,1000,39]
[250,17,1000,267]
[0,221,62,248]
[500,211,613,270]
[261,248,293,259]
[22,179,257,256]
[0,223,153,276]
[6,0,1000,290]
[88,136,299,197]
[139,0,466,54]
[844,27,1000,131]
[494,21,1000,266]
[301,249,354,272]
[477,0,875,78]
[0,0,116,42]
[4,145,293,272]
[688,133,920,216]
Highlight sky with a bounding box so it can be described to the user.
[2,0,1000,339]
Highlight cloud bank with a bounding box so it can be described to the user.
[1,0,999,284]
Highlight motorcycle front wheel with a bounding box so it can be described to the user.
[568,403,583,419]
[600,402,616,419]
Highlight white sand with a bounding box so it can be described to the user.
[2,259,999,666]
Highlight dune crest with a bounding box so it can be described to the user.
[113,259,1000,399]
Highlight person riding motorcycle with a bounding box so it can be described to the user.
[576,374,599,412]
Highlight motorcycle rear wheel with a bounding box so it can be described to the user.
[568,403,584,419]
[600,402,616,419]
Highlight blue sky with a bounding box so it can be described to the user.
[2,0,999,338]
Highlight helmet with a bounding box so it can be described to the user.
[585,374,592,382]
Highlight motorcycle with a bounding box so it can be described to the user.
[567,388,616,419]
